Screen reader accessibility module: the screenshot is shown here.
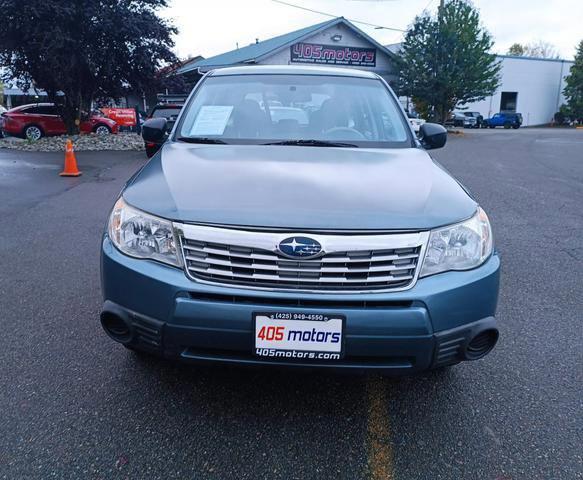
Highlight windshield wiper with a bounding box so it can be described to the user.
[177,137,227,144]
[262,139,358,148]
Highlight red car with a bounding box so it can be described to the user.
[1,103,119,140]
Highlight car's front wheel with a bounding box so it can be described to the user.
[512,124,520,129]
[24,125,43,141]
[94,124,112,135]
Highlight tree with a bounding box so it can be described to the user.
[563,40,583,121]
[508,40,560,59]
[0,0,177,134]
[398,0,500,123]
[508,43,526,56]
[523,40,560,59]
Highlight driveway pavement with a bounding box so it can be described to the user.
[0,128,581,479]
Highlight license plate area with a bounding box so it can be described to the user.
[253,312,345,361]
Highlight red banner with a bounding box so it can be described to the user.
[101,108,137,127]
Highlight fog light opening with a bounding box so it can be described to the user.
[465,329,498,360]
[100,311,132,344]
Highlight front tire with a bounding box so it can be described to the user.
[94,124,112,135]
[24,125,43,141]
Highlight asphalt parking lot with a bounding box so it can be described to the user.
[0,128,581,479]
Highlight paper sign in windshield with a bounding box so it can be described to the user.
[190,105,233,136]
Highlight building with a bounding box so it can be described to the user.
[177,17,399,86]
[0,71,50,109]
[464,55,574,126]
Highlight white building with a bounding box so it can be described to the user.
[465,55,574,126]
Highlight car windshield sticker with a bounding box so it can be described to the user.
[190,105,233,136]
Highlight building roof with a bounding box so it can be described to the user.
[383,42,575,64]
[496,54,574,64]
[209,64,379,78]
[178,17,397,74]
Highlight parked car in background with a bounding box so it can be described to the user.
[462,111,484,128]
[407,111,426,133]
[485,112,523,129]
[101,65,500,375]
[1,103,119,140]
[0,105,7,138]
[145,103,184,157]
[447,111,477,128]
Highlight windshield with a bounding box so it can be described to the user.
[177,74,411,147]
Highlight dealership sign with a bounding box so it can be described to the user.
[101,108,137,127]
[290,42,376,67]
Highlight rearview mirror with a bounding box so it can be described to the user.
[419,123,447,150]
[142,118,168,144]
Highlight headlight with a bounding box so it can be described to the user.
[420,207,493,277]
[108,197,181,267]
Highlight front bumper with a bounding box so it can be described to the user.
[101,236,500,373]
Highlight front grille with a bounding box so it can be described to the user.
[179,227,426,292]
[188,292,414,309]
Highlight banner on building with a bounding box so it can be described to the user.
[101,108,137,127]
[290,42,376,67]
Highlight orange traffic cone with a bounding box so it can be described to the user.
[60,139,82,177]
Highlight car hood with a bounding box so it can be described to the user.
[123,143,476,231]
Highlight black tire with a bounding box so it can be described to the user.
[512,124,520,129]
[503,122,511,129]
[94,124,112,135]
[23,124,44,140]
[489,125,495,129]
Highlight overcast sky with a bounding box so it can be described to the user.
[162,0,582,61]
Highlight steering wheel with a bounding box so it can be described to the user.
[323,127,366,141]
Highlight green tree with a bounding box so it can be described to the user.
[563,40,583,121]
[398,0,501,123]
[508,43,526,56]
[0,0,177,134]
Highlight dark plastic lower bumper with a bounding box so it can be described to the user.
[101,300,497,374]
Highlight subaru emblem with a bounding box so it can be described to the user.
[278,236,323,259]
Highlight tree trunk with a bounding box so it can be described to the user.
[59,91,82,135]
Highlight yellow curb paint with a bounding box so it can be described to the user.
[366,376,394,480]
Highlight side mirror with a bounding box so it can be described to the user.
[142,118,168,144]
[419,123,447,150]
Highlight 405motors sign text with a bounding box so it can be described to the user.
[254,312,344,360]
[291,42,376,67]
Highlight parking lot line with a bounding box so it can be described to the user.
[366,376,394,480]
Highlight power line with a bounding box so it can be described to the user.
[271,0,406,32]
